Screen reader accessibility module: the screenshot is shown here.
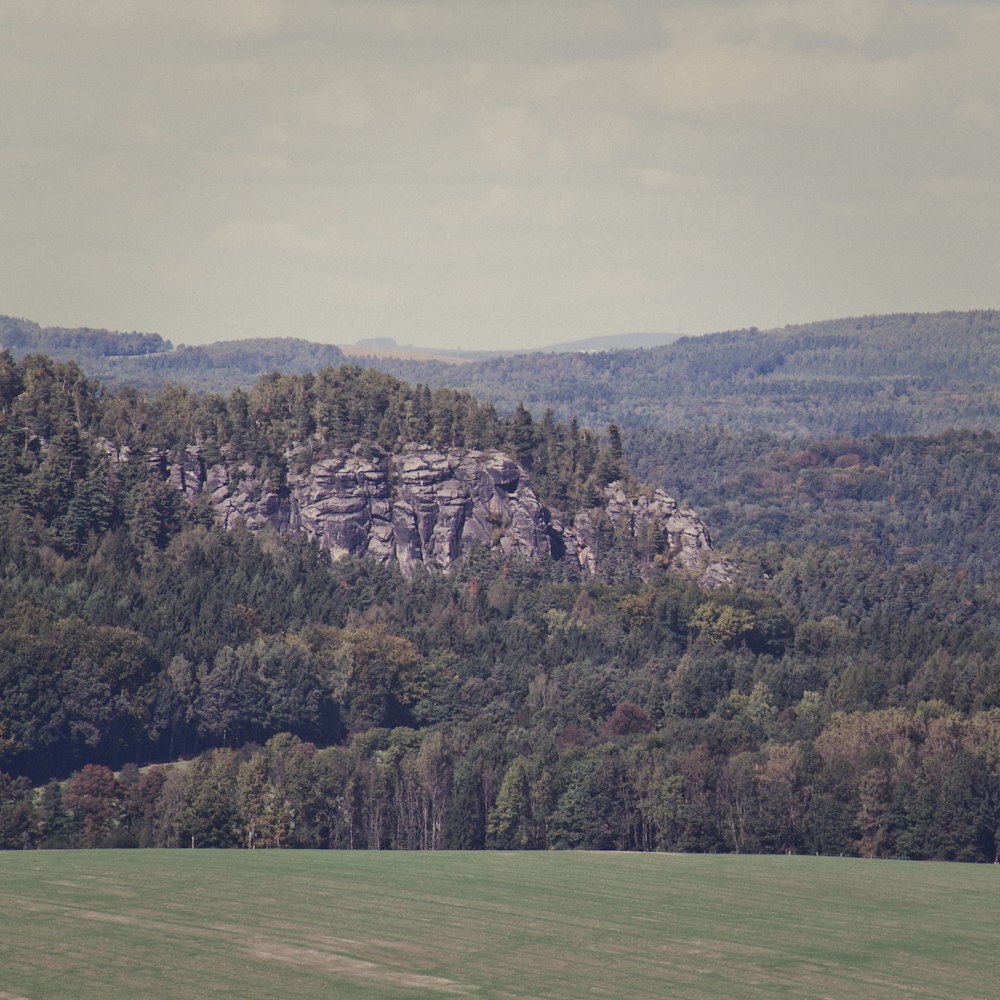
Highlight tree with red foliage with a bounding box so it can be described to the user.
[599,703,653,742]
[64,764,123,847]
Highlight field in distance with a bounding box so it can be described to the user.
[1,851,996,999]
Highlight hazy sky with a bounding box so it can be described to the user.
[3,1,999,350]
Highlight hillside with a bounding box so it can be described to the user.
[0,315,171,358]
[2,350,1000,862]
[8,311,1000,436]
[0,351,642,555]
[366,310,1000,437]
[0,315,345,393]
[625,424,1000,577]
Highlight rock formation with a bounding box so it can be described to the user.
[569,483,716,576]
[145,441,730,583]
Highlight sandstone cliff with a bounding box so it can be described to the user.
[569,484,715,575]
[148,442,729,583]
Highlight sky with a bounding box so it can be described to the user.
[2,1,999,351]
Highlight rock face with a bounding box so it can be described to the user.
[146,442,728,582]
[165,444,557,575]
[569,483,717,576]
[282,445,557,574]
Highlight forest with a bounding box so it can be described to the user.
[2,338,1000,861]
[0,315,345,393]
[8,310,1000,436]
[626,425,1000,576]
[368,310,1000,437]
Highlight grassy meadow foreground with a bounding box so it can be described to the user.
[1,851,996,999]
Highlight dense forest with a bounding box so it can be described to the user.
[2,347,1000,861]
[369,311,1000,437]
[626,425,1000,577]
[0,315,172,359]
[8,310,1000,436]
[0,315,345,394]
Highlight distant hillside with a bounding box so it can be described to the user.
[539,331,685,352]
[1,315,345,392]
[0,315,171,359]
[102,338,347,391]
[7,309,1000,436]
[360,310,1000,437]
[337,342,480,365]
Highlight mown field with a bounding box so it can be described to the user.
[1,850,996,999]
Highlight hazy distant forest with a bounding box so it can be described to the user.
[2,311,1000,861]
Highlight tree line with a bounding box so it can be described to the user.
[4,512,1000,859]
[4,705,998,862]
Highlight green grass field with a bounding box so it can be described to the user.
[1,850,996,999]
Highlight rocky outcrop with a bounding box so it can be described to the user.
[568,483,717,575]
[207,462,287,534]
[142,442,728,583]
[160,443,556,576]
[278,445,556,573]
[564,482,734,584]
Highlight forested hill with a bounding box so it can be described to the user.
[0,351,634,544]
[3,349,1000,862]
[622,425,1000,578]
[0,315,344,393]
[6,310,1000,436]
[4,325,1000,863]
[370,310,1000,437]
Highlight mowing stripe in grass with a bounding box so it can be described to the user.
[1,851,997,1000]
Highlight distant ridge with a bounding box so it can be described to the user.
[350,309,1000,438]
[7,309,1000,436]
[538,331,685,352]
